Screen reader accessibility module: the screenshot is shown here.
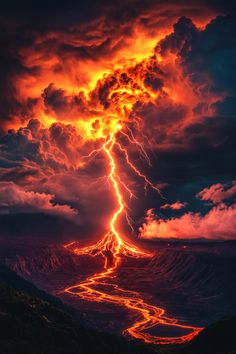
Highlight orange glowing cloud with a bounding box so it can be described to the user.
[5,8,217,143]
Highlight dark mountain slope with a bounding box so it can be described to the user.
[0,265,153,354]
[181,316,236,354]
[0,246,235,354]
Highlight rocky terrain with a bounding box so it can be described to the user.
[0,262,235,354]
[0,238,235,341]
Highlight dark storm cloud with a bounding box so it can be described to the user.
[0,0,106,127]
[143,14,236,189]
[0,31,27,127]
[158,16,198,57]
[0,119,86,174]
[133,95,187,144]
[183,16,236,96]
[0,117,114,238]
[0,0,236,239]
[0,181,77,217]
[158,14,236,96]
[43,84,79,116]
[0,0,232,126]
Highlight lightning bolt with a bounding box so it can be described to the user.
[63,123,202,345]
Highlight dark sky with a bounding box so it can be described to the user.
[0,0,236,241]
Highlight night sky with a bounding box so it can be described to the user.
[0,0,236,241]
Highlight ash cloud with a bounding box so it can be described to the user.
[0,181,77,219]
[0,0,236,240]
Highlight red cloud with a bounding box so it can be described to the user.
[0,181,77,219]
[161,201,187,210]
[197,181,236,204]
[139,204,236,240]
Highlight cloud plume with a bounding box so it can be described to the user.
[0,1,235,240]
[0,181,77,219]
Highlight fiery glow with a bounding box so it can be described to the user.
[63,121,202,344]
[46,21,206,343]
[5,16,214,345]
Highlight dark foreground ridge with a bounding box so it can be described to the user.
[0,264,235,354]
[181,316,236,354]
[0,265,153,354]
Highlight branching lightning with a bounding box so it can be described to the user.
[63,122,202,345]
[4,13,217,346]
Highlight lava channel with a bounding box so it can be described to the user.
[63,128,202,345]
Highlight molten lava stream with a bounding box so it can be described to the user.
[63,131,202,345]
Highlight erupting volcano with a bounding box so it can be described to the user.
[2,3,235,350]
[63,120,202,344]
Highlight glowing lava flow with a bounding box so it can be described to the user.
[63,126,202,345]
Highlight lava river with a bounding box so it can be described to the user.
[63,126,202,345]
